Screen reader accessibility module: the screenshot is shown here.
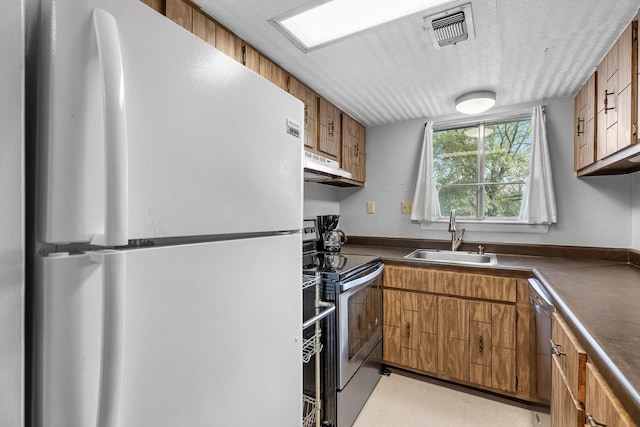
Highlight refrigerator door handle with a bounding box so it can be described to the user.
[91,9,129,247]
[89,250,127,427]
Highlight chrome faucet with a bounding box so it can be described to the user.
[448,209,465,251]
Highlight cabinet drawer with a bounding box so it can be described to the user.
[551,313,587,403]
[437,271,516,302]
[383,265,438,292]
[383,265,516,302]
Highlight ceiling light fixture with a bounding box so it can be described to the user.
[270,0,453,52]
[455,91,496,114]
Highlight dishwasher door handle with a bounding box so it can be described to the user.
[302,302,335,330]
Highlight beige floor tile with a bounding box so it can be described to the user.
[353,373,550,427]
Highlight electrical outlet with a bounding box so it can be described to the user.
[401,201,413,214]
[367,201,375,214]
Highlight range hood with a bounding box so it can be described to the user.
[303,151,352,182]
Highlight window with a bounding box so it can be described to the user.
[433,117,532,220]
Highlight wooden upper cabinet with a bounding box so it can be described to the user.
[140,0,164,14]
[595,21,638,161]
[318,98,341,161]
[288,76,318,150]
[242,43,261,73]
[342,114,366,184]
[260,56,287,91]
[215,25,243,63]
[574,72,597,171]
[166,0,194,32]
[192,9,216,47]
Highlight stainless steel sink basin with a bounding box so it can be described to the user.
[404,249,497,266]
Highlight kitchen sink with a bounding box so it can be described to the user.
[404,249,498,266]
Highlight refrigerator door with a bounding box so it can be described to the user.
[34,234,302,427]
[37,0,303,245]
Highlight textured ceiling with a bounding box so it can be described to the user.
[197,0,640,127]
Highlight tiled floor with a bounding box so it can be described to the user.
[353,373,550,427]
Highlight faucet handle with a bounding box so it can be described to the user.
[478,245,484,255]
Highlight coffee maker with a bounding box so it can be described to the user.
[316,214,347,252]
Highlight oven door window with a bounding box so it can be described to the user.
[346,275,381,361]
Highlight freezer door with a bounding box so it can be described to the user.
[34,234,302,427]
[37,0,303,245]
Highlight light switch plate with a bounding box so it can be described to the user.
[401,201,413,214]
[367,201,375,214]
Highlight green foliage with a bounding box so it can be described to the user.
[433,120,532,218]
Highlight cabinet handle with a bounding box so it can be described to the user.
[479,336,483,354]
[550,339,566,357]
[604,90,615,114]
[576,118,584,136]
[355,143,360,157]
[405,322,410,338]
[586,413,605,427]
[329,121,334,137]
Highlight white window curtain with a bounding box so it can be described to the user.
[518,105,557,224]
[410,122,441,222]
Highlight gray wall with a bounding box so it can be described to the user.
[0,0,24,425]
[305,96,640,249]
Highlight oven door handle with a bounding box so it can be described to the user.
[302,302,335,330]
[340,263,384,292]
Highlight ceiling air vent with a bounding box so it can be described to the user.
[424,3,475,49]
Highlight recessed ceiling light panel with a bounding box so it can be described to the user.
[270,0,454,52]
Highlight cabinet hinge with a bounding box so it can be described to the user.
[633,27,638,42]
[241,46,246,65]
[633,123,637,136]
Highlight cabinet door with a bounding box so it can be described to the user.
[585,362,637,427]
[342,114,366,183]
[575,73,597,171]
[242,43,261,73]
[551,358,584,427]
[318,98,341,160]
[491,303,517,393]
[140,0,164,14]
[416,293,438,373]
[288,77,318,150]
[166,0,193,31]
[437,297,469,382]
[469,302,492,387]
[382,289,402,365]
[596,21,638,161]
[551,312,587,404]
[192,9,216,47]
[215,25,242,62]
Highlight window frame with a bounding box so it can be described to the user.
[426,112,549,233]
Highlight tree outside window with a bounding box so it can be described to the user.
[433,118,532,219]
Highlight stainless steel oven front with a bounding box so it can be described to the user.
[336,262,383,389]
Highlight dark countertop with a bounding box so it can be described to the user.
[341,243,640,420]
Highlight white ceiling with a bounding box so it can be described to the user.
[197,0,640,127]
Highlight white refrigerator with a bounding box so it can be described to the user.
[32,0,304,426]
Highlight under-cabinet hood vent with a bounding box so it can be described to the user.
[424,3,474,49]
[303,151,351,182]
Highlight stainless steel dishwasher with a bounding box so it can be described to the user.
[528,278,555,404]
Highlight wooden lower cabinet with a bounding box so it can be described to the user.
[551,357,584,427]
[551,313,637,427]
[383,289,437,373]
[382,265,528,400]
[437,297,517,392]
[585,362,637,427]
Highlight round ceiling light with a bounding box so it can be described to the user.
[455,91,496,115]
